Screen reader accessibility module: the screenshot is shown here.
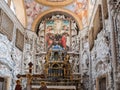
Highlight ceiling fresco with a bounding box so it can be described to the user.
[25,0,49,29]
[24,0,88,30]
[65,0,88,28]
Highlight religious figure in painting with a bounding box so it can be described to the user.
[46,33,54,49]
[54,34,62,45]
[54,20,63,34]
[61,33,69,50]
[63,25,69,31]
[74,0,88,26]
[46,26,54,34]
[46,32,70,50]
[61,34,67,49]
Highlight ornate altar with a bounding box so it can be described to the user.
[44,45,71,80]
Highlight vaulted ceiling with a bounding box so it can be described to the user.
[13,0,88,30]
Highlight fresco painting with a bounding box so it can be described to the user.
[65,0,88,27]
[45,19,70,50]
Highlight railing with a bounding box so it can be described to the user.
[31,78,80,86]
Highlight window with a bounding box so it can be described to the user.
[10,0,16,14]
[4,0,8,3]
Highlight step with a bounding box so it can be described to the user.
[32,85,76,90]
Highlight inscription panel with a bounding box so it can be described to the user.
[16,29,24,51]
[0,10,14,41]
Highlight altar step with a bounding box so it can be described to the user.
[32,78,80,86]
[32,85,76,90]
[31,78,81,90]
[32,89,75,90]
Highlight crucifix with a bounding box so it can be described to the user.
[16,62,45,90]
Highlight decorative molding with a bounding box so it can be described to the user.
[35,0,74,7]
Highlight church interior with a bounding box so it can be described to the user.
[0,0,120,90]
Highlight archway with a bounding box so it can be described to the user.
[32,8,82,32]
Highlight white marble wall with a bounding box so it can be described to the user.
[23,30,37,74]
[79,28,89,76]
[0,1,25,90]
[0,34,22,90]
[1,0,118,90]
[90,29,113,89]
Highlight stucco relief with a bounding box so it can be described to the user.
[71,36,76,51]
[24,44,33,72]
[0,34,14,69]
[23,39,32,72]
[0,42,8,57]
[36,60,42,74]
[94,31,109,60]
[79,28,89,75]
[74,37,80,53]
[90,29,112,89]
[92,31,110,74]
[82,51,89,73]
[37,31,45,52]
[35,55,45,74]
[0,33,23,90]
[71,55,80,73]
[95,61,110,75]
[71,36,79,52]
[71,35,80,53]
[0,35,22,70]
[11,47,22,74]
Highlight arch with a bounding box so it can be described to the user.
[35,0,74,7]
[52,63,60,68]
[32,8,83,32]
[52,64,59,68]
